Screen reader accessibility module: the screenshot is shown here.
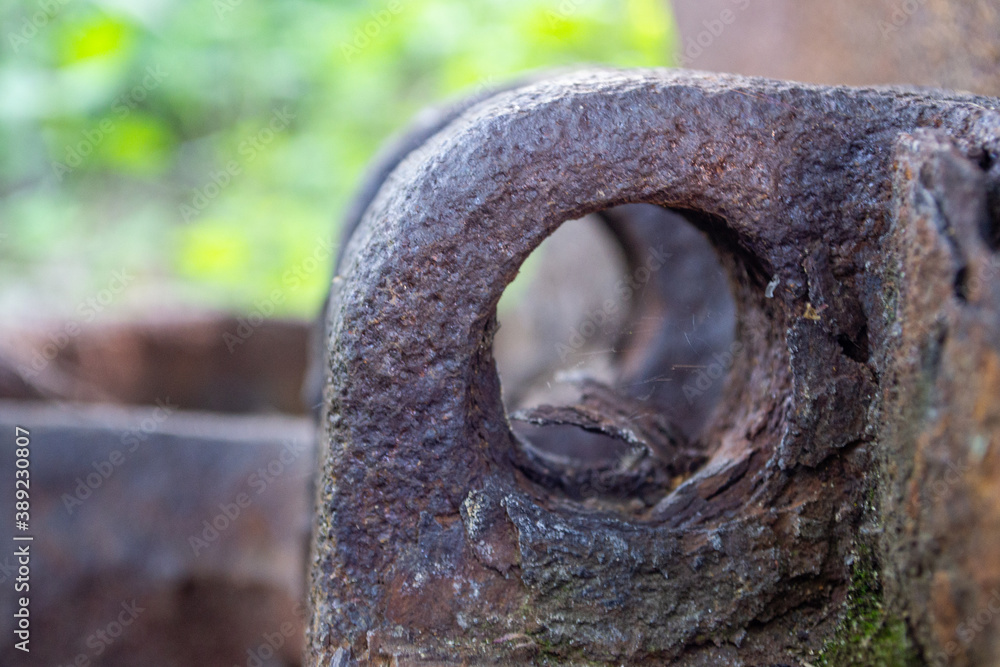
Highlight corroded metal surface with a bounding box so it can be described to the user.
[308,69,1000,665]
[0,401,313,667]
[879,129,1000,666]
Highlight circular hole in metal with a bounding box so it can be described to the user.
[494,204,737,506]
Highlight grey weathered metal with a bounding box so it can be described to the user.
[307,68,1000,665]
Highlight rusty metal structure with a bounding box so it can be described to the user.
[307,69,1000,665]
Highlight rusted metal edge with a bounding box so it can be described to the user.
[308,68,999,665]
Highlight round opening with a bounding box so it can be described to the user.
[493,204,737,509]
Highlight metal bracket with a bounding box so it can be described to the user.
[307,68,1000,665]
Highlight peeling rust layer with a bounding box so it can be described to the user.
[510,379,702,506]
[307,68,1000,665]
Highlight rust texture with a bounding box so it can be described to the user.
[307,69,1000,665]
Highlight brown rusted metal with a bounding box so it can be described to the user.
[307,69,1000,665]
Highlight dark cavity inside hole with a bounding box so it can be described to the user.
[837,325,870,363]
[954,265,970,302]
[973,145,1000,251]
[987,161,1000,251]
[494,204,737,477]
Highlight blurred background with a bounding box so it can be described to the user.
[0,0,673,321]
[2,0,996,356]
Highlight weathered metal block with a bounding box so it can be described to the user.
[307,69,1000,665]
[0,401,313,666]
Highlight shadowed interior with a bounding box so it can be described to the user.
[495,204,741,513]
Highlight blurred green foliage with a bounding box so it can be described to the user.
[0,0,675,319]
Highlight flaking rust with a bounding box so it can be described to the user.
[306,69,1000,665]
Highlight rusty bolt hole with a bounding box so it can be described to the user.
[495,203,742,515]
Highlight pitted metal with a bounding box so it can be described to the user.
[307,68,1000,665]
